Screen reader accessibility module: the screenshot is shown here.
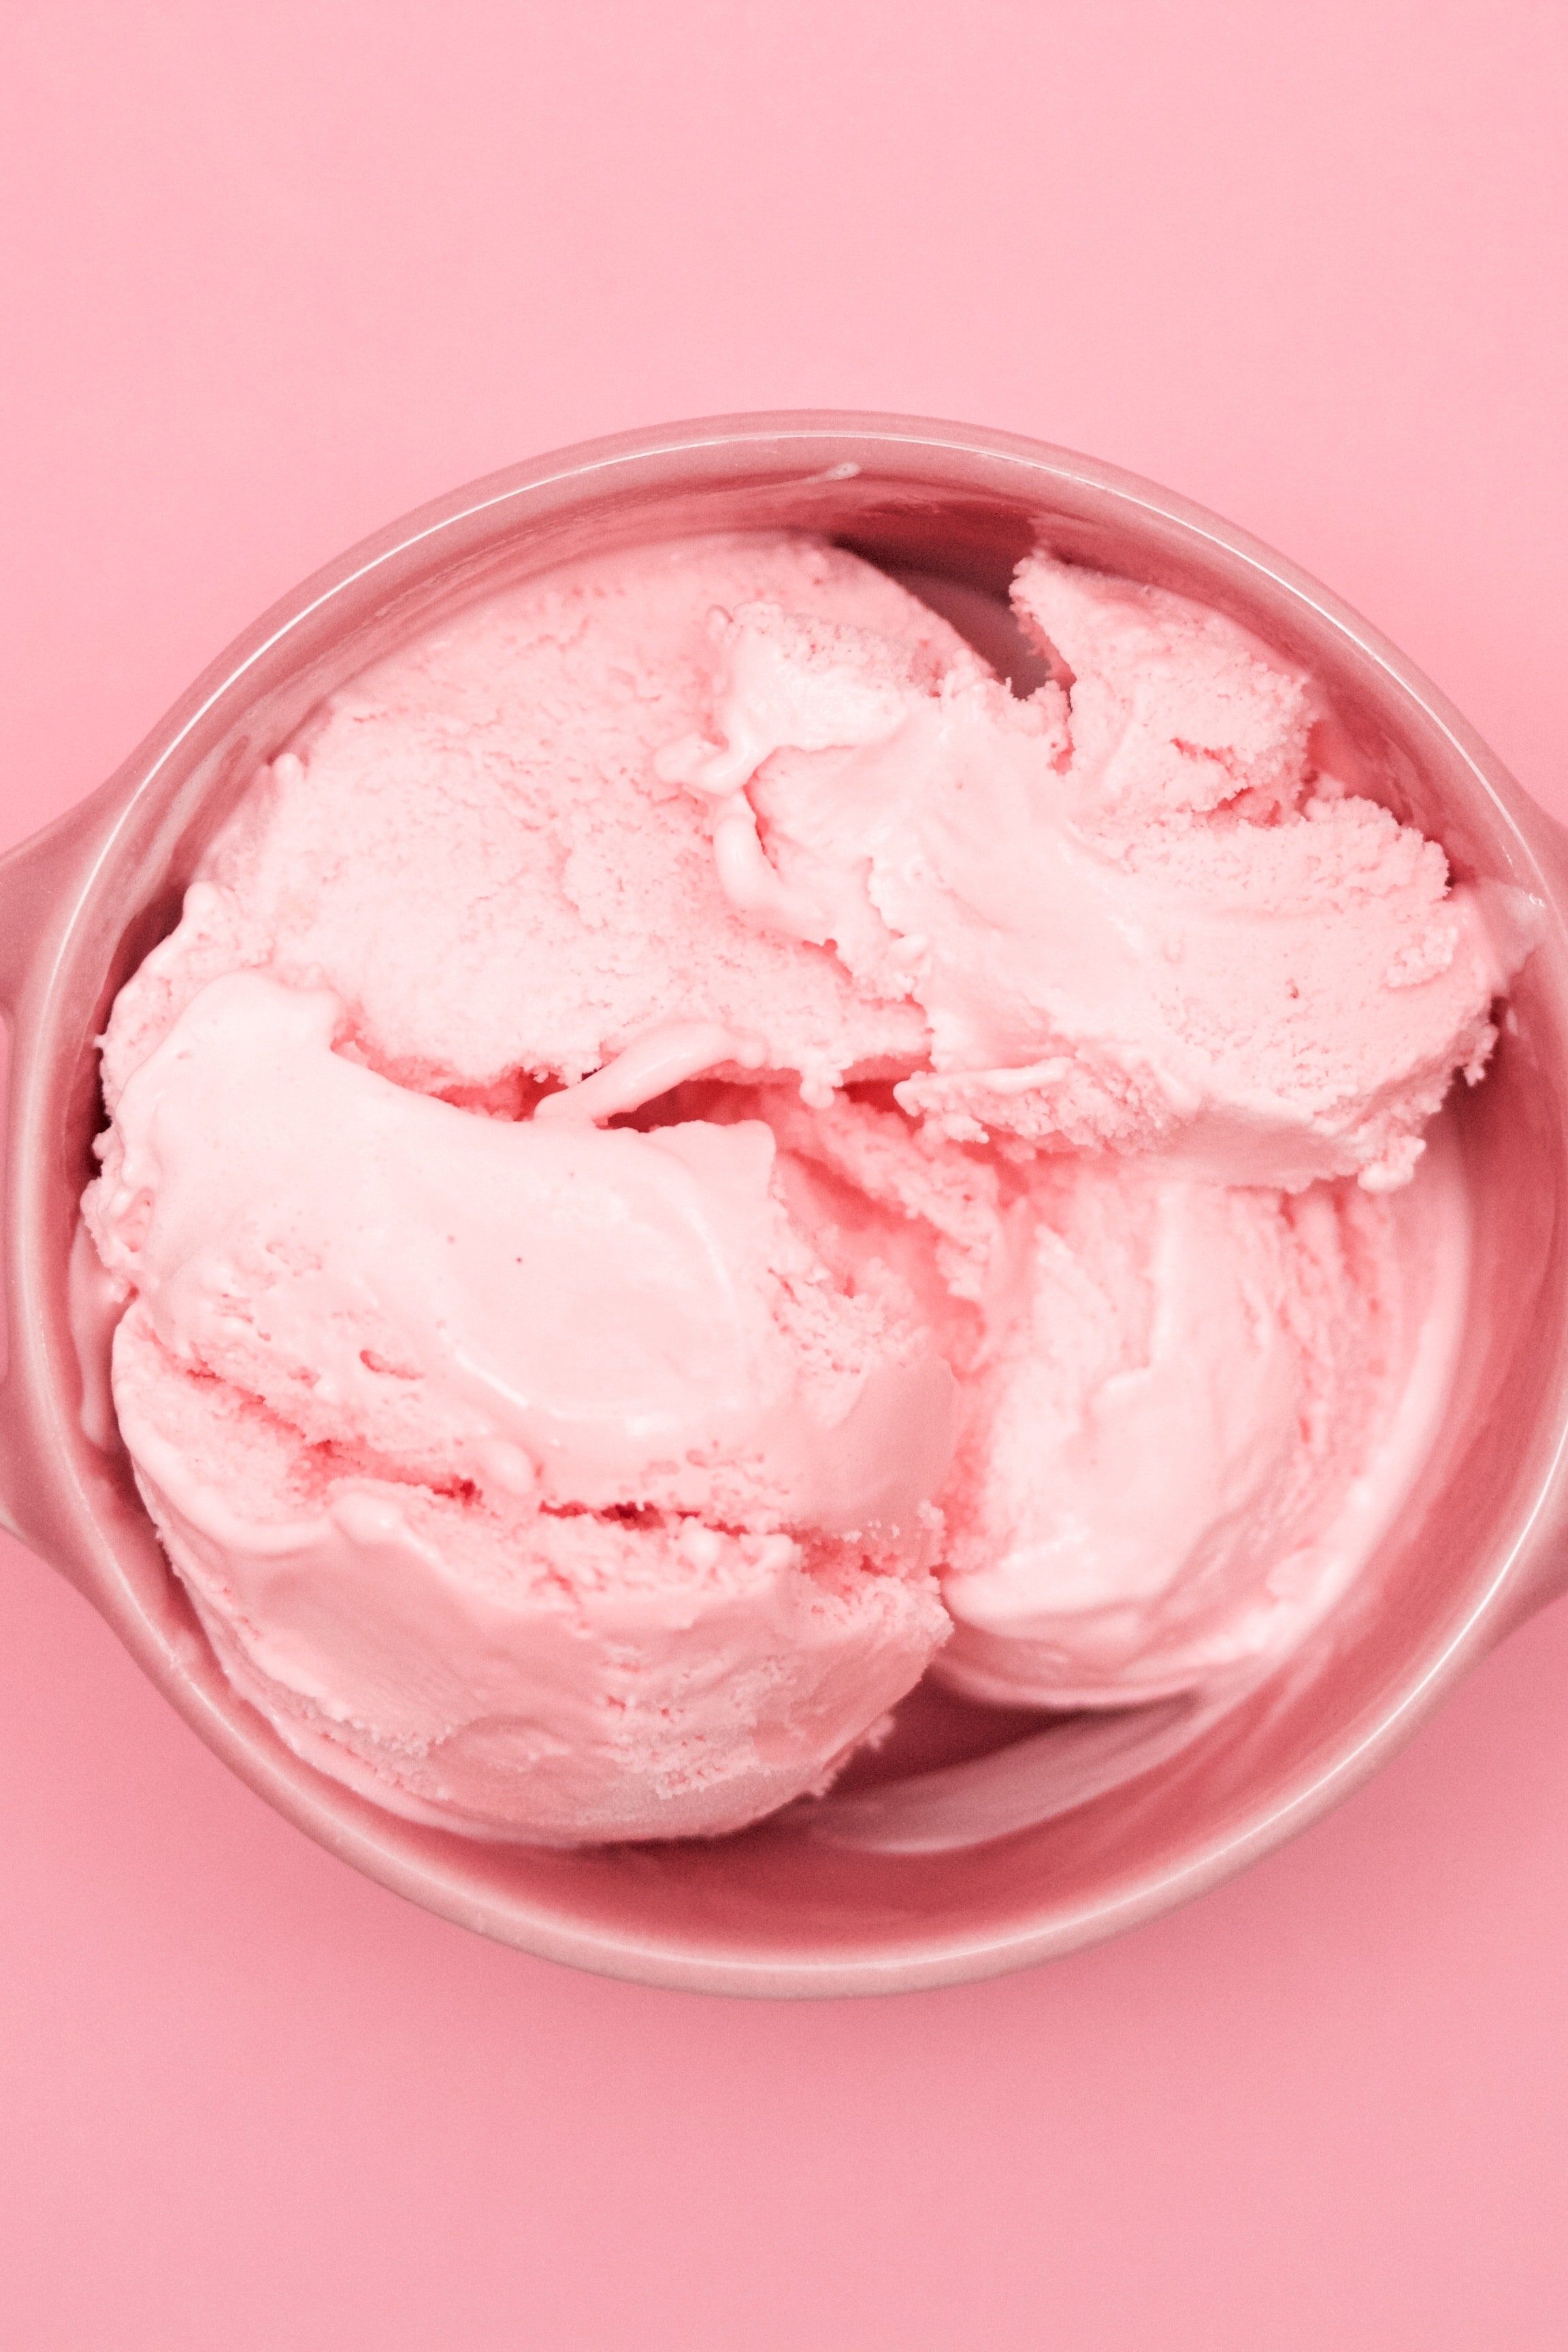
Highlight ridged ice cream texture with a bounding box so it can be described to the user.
[657,555,1525,1187]
[83,529,1531,1843]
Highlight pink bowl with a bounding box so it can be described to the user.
[3,411,1565,1997]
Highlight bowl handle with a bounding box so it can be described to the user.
[1501,1535,1568,1635]
[0,793,127,1557]
[1503,802,1568,1632]
[0,803,101,1004]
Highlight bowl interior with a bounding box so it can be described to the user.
[29,423,1568,1993]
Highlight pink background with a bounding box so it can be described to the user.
[3,3,1567,2343]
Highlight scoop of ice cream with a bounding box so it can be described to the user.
[658,561,1534,1188]
[932,1150,1448,1705]
[112,1311,945,1843]
[86,971,955,1840]
[97,534,978,1115]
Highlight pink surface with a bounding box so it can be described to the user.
[3,3,1567,2345]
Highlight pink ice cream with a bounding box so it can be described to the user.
[933,1156,1443,1707]
[81,529,1533,1844]
[97,536,962,1113]
[87,973,953,1842]
[658,558,1522,1188]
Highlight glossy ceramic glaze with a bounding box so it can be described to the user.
[2,412,1565,1996]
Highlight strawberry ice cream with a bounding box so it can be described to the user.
[87,972,953,1840]
[658,558,1520,1188]
[932,1152,1452,1707]
[80,529,1533,1844]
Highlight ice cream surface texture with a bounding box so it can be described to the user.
[82,530,1531,1844]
